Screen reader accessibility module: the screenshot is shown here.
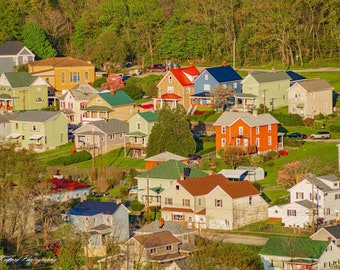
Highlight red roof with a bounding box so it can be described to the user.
[160,93,182,99]
[170,65,200,87]
[179,174,260,198]
[51,177,92,191]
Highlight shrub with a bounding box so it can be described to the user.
[130,200,145,211]
[265,151,280,161]
[303,118,314,127]
[122,84,144,100]
[271,112,304,126]
[46,150,92,165]
[249,154,264,166]
[266,161,275,167]
[329,124,340,133]
[283,137,304,147]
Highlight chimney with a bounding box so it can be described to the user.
[179,173,185,181]
[183,167,191,179]
[253,109,258,116]
[222,61,227,67]
[159,218,164,228]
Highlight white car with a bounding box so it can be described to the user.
[129,185,138,195]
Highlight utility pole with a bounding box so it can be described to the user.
[92,128,97,184]
[311,183,315,234]
[146,177,150,224]
[262,89,268,113]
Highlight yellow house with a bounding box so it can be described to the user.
[28,57,95,96]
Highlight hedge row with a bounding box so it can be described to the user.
[46,150,92,166]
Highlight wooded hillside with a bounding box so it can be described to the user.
[1,0,339,69]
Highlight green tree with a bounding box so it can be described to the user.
[122,84,144,100]
[22,22,57,59]
[147,104,196,157]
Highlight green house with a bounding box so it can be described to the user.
[8,111,68,152]
[0,72,49,112]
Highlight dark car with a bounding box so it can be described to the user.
[310,131,331,139]
[147,64,167,72]
[287,132,307,139]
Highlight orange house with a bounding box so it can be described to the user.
[214,111,281,154]
[28,57,95,96]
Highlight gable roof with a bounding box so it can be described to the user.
[2,72,38,88]
[286,70,306,81]
[295,199,313,209]
[179,174,260,198]
[205,65,242,82]
[214,111,279,127]
[260,236,328,259]
[99,90,134,106]
[170,65,200,87]
[133,230,180,248]
[60,83,98,100]
[303,174,339,193]
[294,78,334,92]
[51,177,91,191]
[137,159,208,179]
[11,111,64,123]
[0,112,19,123]
[85,118,128,134]
[247,71,290,83]
[145,151,188,162]
[28,56,94,67]
[69,200,121,216]
[135,220,195,235]
[322,225,340,239]
[0,41,26,55]
[138,111,158,122]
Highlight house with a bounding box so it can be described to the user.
[144,151,189,170]
[28,57,95,96]
[0,112,19,140]
[241,70,291,109]
[236,166,265,181]
[259,236,340,270]
[81,90,135,123]
[124,111,158,158]
[135,159,209,207]
[153,65,200,112]
[278,174,340,228]
[68,200,130,257]
[73,118,128,155]
[0,72,49,112]
[160,174,268,231]
[8,111,68,152]
[268,205,283,221]
[192,65,243,112]
[285,70,306,86]
[311,225,340,245]
[214,111,281,154]
[218,169,248,181]
[121,230,186,269]
[0,41,35,73]
[59,83,99,124]
[287,78,334,118]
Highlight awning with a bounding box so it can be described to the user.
[6,133,21,139]
[29,134,43,140]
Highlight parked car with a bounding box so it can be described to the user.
[147,64,167,72]
[287,132,307,139]
[129,185,138,195]
[310,131,331,139]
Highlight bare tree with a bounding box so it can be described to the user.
[210,85,235,111]
[218,145,246,169]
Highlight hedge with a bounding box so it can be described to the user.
[45,150,92,166]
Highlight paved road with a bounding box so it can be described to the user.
[201,231,269,246]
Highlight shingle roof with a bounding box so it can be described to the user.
[295,200,313,209]
[139,111,158,122]
[51,177,91,191]
[0,41,25,55]
[136,159,208,179]
[170,66,200,87]
[133,230,181,248]
[87,118,128,134]
[306,174,338,192]
[135,220,195,235]
[295,78,334,92]
[3,72,37,88]
[145,151,188,162]
[248,71,290,83]
[69,200,120,216]
[286,70,306,81]
[99,90,134,106]
[0,112,19,123]
[28,57,94,67]
[323,225,340,239]
[260,236,328,259]
[178,174,260,198]
[214,111,279,127]
[205,65,242,82]
[11,111,64,123]
[60,83,98,100]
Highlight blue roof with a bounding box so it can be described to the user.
[286,70,306,81]
[191,91,212,97]
[205,66,242,83]
[69,200,120,216]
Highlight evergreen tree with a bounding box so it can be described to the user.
[147,104,196,157]
[22,22,57,60]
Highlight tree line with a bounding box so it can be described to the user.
[0,0,339,70]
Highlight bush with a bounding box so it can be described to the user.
[265,151,279,161]
[329,124,340,133]
[271,112,304,126]
[283,137,304,147]
[130,200,145,211]
[45,150,92,166]
[249,154,264,166]
[266,161,275,167]
[122,84,144,100]
[303,118,314,127]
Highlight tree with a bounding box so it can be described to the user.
[146,104,196,157]
[122,84,144,100]
[22,22,57,59]
[218,145,246,169]
[210,85,235,110]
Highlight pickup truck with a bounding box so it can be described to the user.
[147,64,167,72]
[310,131,331,139]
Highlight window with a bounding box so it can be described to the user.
[32,125,37,131]
[46,78,49,83]
[60,133,63,142]
[142,137,145,145]
[256,126,259,134]
[287,209,296,216]
[326,208,331,215]
[268,124,272,132]
[203,84,211,91]
[198,198,201,205]
[85,72,89,81]
[249,85,253,91]
[205,74,208,80]
[15,123,18,130]
[109,134,114,140]
[268,136,272,146]
[165,198,173,205]
[296,192,304,199]
[96,98,102,103]
[167,86,174,93]
[335,194,340,200]
[166,245,173,251]
[256,138,260,147]
[238,126,243,135]
[221,138,226,147]
[61,72,65,84]
[215,199,222,207]
[221,126,226,134]
[23,56,28,64]
[249,196,252,205]
[137,122,141,130]
[150,248,156,254]
[176,185,179,190]
[173,214,184,221]
[236,138,240,146]
[168,76,172,83]
[233,82,237,89]
[183,199,190,206]
[70,72,80,83]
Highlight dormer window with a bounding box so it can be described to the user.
[168,76,172,83]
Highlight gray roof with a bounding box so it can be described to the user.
[0,41,25,55]
[0,112,19,123]
[11,111,64,123]
[214,111,279,127]
[145,151,188,162]
[307,174,339,192]
[295,78,334,92]
[295,200,313,209]
[236,166,262,171]
[323,225,340,239]
[60,83,98,100]
[135,220,196,236]
[85,119,128,135]
[247,70,290,83]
